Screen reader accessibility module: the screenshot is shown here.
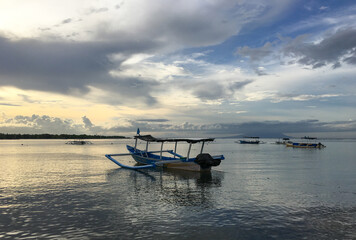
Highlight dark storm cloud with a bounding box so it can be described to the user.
[283,27,356,68]
[0,36,160,105]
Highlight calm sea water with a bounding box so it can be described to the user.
[1,138,355,239]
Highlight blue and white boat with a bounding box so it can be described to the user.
[105,133,225,172]
[286,137,325,149]
[236,136,260,144]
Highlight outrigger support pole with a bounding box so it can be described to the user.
[173,141,178,159]
[200,141,205,154]
[105,154,155,169]
[160,142,164,160]
[134,138,138,152]
[186,143,192,161]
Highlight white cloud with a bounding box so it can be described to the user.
[110,55,187,83]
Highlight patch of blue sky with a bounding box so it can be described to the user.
[177,0,356,67]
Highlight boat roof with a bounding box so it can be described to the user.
[302,136,317,139]
[134,135,215,143]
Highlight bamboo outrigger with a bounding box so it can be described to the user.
[105,131,224,172]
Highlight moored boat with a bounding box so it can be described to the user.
[105,131,225,172]
[286,137,325,148]
[286,142,325,148]
[275,138,290,144]
[236,136,260,144]
[65,140,92,145]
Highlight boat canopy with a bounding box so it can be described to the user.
[134,135,214,143]
[302,136,317,140]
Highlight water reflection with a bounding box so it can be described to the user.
[106,168,224,208]
[1,139,356,239]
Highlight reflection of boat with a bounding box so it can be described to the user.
[105,168,224,207]
[236,137,260,144]
[105,131,224,172]
[286,137,325,148]
[65,140,92,145]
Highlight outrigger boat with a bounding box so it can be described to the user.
[275,138,292,145]
[286,137,325,149]
[105,132,224,172]
[65,140,92,145]
[236,136,260,144]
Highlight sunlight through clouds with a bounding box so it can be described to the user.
[1,0,356,137]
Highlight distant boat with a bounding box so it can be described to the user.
[286,137,325,149]
[105,133,224,172]
[65,140,92,145]
[275,138,291,145]
[302,136,317,140]
[236,136,260,144]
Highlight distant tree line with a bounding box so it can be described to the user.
[0,133,127,139]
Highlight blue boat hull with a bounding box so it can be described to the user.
[239,140,260,144]
[127,145,224,172]
[286,142,325,148]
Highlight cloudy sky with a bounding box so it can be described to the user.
[1,0,356,138]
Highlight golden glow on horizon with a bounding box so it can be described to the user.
[0,86,181,126]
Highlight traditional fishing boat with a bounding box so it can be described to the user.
[65,140,92,145]
[236,136,260,144]
[286,137,325,148]
[105,131,224,172]
[275,138,292,145]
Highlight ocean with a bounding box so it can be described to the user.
[1,138,355,239]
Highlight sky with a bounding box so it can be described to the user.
[0,0,356,138]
